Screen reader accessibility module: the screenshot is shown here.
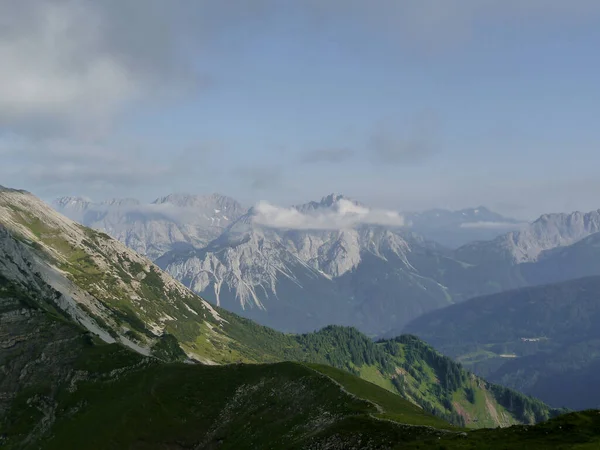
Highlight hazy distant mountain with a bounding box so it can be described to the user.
[405,206,523,248]
[405,275,600,410]
[517,231,600,286]
[455,209,600,265]
[53,193,246,260]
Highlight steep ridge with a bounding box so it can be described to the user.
[404,275,600,410]
[0,187,560,429]
[1,187,242,363]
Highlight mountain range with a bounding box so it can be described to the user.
[53,192,600,337]
[0,185,572,448]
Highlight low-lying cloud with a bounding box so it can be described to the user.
[55,198,218,225]
[459,221,527,230]
[252,198,404,230]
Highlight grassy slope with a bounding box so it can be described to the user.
[218,316,562,428]
[0,275,435,449]
[3,293,597,450]
[6,332,600,449]
[307,364,454,430]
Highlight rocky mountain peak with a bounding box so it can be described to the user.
[320,193,347,207]
[294,193,363,215]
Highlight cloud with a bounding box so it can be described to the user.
[0,0,263,137]
[5,0,597,138]
[56,198,223,225]
[300,148,355,164]
[236,167,282,190]
[0,135,218,198]
[2,0,597,139]
[252,198,404,230]
[459,221,527,230]
[368,113,440,165]
[305,1,600,50]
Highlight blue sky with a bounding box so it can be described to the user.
[1,1,600,219]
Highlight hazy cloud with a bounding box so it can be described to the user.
[459,221,527,230]
[5,1,598,138]
[237,167,282,191]
[369,113,440,165]
[252,198,404,230]
[3,0,600,214]
[305,1,600,50]
[0,0,264,137]
[300,148,355,164]
[64,201,207,225]
[0,136,214,198]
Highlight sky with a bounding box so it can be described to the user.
[1,0,600,220]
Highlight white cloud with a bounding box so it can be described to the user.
[252,198,404,230]
[0,0,216,137]
[0,2,141,136]
[459,221,527,230]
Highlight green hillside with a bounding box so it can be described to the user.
[2,275,599,449]
[405,276,600,410]
[0,271,446,449]
[209,315,564,428]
